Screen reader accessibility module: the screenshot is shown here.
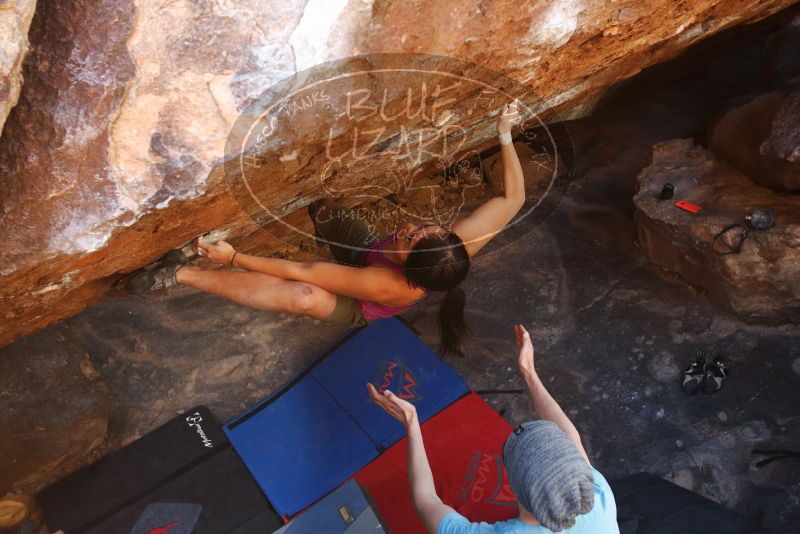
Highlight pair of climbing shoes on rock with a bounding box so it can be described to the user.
[681,351,728,395]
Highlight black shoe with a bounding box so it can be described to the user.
[702,353,728,395]
[682,352,707,396]
[124,250,188,295]
[158,249,189,268]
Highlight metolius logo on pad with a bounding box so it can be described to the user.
[185,412,214,448]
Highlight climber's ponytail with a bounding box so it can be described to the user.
[404,232,471,357]
[437,286,471,357]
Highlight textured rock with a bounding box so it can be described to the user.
[708,88,800,191]
[634,138,800,323]
[0,0,35,137]
[760,89,800,189]
[0,323,110,495]
[764,12,800,83]
[0,0,798,348]
[483,141,567,200]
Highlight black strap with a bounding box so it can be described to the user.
[712,223,749,255]
[751,448,800,468]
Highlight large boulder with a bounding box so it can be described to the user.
[708,88,800,191]
[0,0,36,137]
[634,138,800,323]
[0,323,110,495]
[0,0,797,348]
[760,89,800,190]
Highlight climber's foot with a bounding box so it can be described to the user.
[125,249,189,295]
[159,249,189,268]
[126,263,187,295]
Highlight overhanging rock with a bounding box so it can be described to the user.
[0,0,797,348]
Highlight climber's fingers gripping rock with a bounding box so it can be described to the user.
[194,237,236,265]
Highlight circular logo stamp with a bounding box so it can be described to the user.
[224,53,573,257]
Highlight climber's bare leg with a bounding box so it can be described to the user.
[176,266,337,319]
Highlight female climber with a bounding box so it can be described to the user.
[127,103,525,356]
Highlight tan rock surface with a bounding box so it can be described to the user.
[1,0,798,348]
[0,0,35,137]
[0,323,110,495]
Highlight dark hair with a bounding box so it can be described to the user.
[403,232,471,356]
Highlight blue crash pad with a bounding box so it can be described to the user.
[311,317,469,448]
[274,480,385,533]
[224,377,377,518]
[224,318,468,518]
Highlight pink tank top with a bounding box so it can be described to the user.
[357,234,429,320]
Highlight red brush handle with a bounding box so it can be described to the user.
[675,200,702,214]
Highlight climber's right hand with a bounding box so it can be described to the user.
[195,237,236,265]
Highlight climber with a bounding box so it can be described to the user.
[367,325,620,534]
[127,103,526,356]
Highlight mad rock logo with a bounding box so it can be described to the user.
[457,451,517,507]
[224,53,572,255]
[373,360,420,401]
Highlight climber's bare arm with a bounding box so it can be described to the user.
[193,238,422,303]
[452,103,524,257]
[234,253,423,305]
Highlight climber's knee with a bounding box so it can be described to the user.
[287,283,331,317]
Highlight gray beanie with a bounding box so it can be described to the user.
[502,420,594,532]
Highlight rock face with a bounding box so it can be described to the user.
[0,0,36,137]
[708,88,800,191]
[483,141,567,200]
[764,12,800,83]
[0,0,798,348]
[0,322,110,495]
[760,89,800,189]
[634,139,800,323]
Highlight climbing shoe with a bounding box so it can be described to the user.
[124,250,188,295]
[681,352,707,396]
[702,353,728,395]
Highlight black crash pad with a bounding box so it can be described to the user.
[37,406,281,533]
[610,473,758,534]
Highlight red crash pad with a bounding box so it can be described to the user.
[354,393,518,533]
